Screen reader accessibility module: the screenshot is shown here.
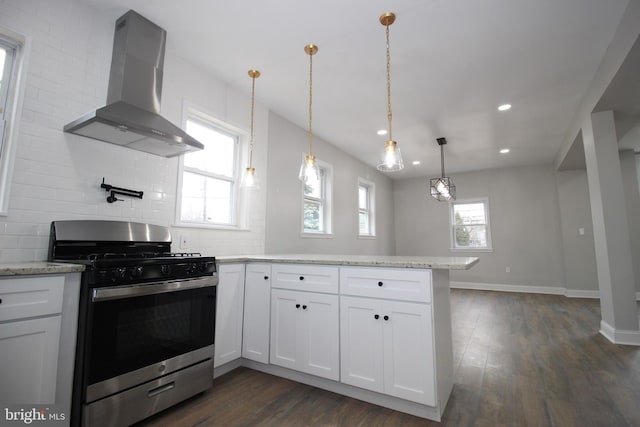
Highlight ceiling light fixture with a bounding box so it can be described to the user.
[412,160,421,165]
[299,44,320,182]
[429,137,456,201]
[499,148,510,154]
[376,12,404,172]
[241,69,260,188]
[498,103,512,111]
[377,129,388,136]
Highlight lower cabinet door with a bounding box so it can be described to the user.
[301,292,339,381]
[339,296,384,392]
[383,300,436,406]
[270,289,301,370]
[214,264,245,368]
[270,289,339,380]
[0,316,61,404]
[242,263,271,364]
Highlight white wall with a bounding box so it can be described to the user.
[0,0,268,261]
[264,112,395,255]
[394,164,567,290]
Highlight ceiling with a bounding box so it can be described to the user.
[80,0,632,179]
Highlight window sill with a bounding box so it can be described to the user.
[358,235,377,240]
[450,247,493,253]
[300,232,333,239]
[173,222,250,232]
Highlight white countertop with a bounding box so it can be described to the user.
[0,262,86,276]
[216,254,478,270]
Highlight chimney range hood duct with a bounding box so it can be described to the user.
[63,10,204,157]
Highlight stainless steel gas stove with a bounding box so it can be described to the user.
[49,220,218,427]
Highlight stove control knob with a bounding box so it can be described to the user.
[161,265,171,276]
[197,262,206,272]
[112,267,126,282]
[131,266,143,278]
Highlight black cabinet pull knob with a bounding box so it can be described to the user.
[384,315,389,321]
[296,304,301,308]
[378,281,383,287]
[0,298,2,304]
[302,305,307,310]
[374,314,379,319]
[264,276,269,280]
[299,276,304,281]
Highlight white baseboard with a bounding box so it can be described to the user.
[450,281,605,299]
[600,320,640,346]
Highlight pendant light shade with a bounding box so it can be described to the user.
[429,137,456,201]
[241,69,260,188]
[299,44,321,182]
[376,12,404,172]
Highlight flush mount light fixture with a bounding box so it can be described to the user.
[377,129,388,136]
[412,160,421,165]
[376,12,404,172]
[498,103,512,111]
[429,137,456,201]
[298,44,321,182]
[499,148,510,154]
[241,69,260,188]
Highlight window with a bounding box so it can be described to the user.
[358,178,375,237]
[302,159,332,235]
[450,198,492,251]
[0,29,27,216]
[177,109,244,228]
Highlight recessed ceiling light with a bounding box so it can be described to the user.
[499,148,510,154]
[498,104,512,111]
[412,160,421,165]
[377,129,388,136]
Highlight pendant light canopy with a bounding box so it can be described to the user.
[299,44,320,182]
[241,69,260,188]
[430,137,456,201]
[376,12,404,172]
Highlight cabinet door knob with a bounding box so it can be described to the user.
[302,305,307,310]
[296,304,301,308]
[374,314,379,319]
[384,315,389,321]
[0,298,2,304]
[299,276,304,281]
[264,276,269,280]
[378,281,383,287]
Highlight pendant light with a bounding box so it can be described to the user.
[241,69,260,188]
[429,137,456,201]
[298,44,320,182]
[376,12,404,172]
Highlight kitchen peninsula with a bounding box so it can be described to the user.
[214,254,477,421]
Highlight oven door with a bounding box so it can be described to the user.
[84,275,217,403]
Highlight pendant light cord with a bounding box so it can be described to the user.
[249,74,256,169]
[308,50,314,156]
[385,23,393,142]
[440,144,446,177]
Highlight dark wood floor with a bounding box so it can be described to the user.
[137,289,640,427]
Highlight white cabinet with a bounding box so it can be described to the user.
[0,275,65,404]
[242,263,271,363]
[270,288,339,380]
[340,266,432,302]
[271,264,339,294]
[214,263,245,368]
[341,296,435,405]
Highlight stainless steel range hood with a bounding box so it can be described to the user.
[64,10,203,157]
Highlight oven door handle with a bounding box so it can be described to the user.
[92,274,218,302]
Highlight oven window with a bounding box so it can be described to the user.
[87,286,215,385]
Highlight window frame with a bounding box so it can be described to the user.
[175,103,249,230]
[449,197,493,252]
[0,28,29,217]
[358,177,376,238]
[301,157,333,237]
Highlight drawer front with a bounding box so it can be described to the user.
[0,275,65,322]
[271,264,339,294]
[339,267,432,303]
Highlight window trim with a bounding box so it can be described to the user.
[449,197,493,252]
[0,28,30,217]
[174,102,250,230]
[357,177,376,238]
[301,156,333,237]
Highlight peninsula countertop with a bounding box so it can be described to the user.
[0,262,86,276]
[215,254,478,270]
